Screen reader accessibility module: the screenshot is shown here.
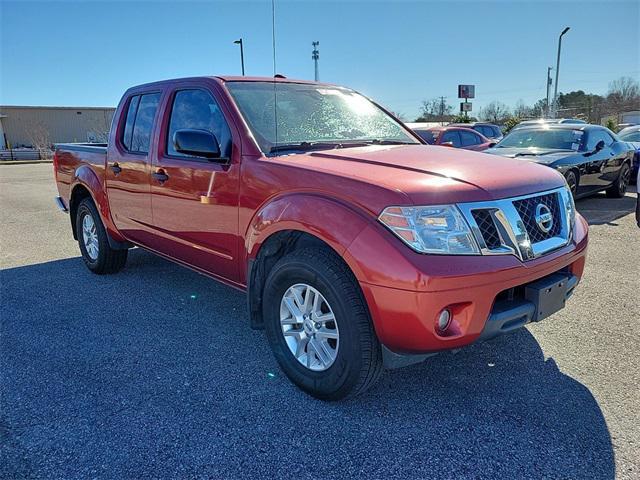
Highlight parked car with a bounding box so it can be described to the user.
[448,122,503,141]
[54,76,588,400]
[485,124,634,198]
[617,125,640,182]
[411,126,495,151]
[512,118,587,132]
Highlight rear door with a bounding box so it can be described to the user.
[149,84,241,283]
[106,91,162,244]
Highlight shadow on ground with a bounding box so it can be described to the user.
[576,186,637,226]
[1,249,614,479]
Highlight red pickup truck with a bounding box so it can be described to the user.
[54,76,588,400]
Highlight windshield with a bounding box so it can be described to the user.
[226,82,419,154]
[497,128,585,151]
[619,130,640,142]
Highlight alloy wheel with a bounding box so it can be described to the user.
[279,283,339,371]
[82,213,99,260]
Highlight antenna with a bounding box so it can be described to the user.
[271,0,278,150]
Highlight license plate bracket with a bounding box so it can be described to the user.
[524,273,570,322]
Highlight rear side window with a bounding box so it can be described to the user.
[441,130,462,147]
[121,92,161,153]
[459,129,481,146]
[167,89,232,158]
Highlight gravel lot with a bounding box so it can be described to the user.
[1,163,638,479]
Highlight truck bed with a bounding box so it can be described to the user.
[54,143,108,209]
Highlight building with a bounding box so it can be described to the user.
[0,106,116,150]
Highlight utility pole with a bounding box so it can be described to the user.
[440,96,446,125]
[233,38,245,76]
[552,27,570,118]
[312,41,320,81]
[546,67,553,118]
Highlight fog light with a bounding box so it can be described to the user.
[437,309,452,332]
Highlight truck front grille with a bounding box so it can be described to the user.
[513,192,561,243]
[471,209,501,249]
[458,187,573,261]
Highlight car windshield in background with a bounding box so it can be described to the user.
[226,82,419,154]
[497,128,585,151]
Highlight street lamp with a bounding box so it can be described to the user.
[234,38,245,76]
[552,26,570,118]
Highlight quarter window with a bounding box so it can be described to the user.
[167,89,231,159]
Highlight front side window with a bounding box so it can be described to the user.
[619,130,640,142]
[226,81,418,154]
[585,130,614,150]
[415,130,436,144]
[459,129,481,146]
[441,130,462,147]
[167,89,232,158]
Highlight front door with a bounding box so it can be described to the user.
[150,87,240,283]
[106,91,162,245]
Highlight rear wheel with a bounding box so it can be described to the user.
[76,198,128,274]
[263,247,382,400]
[606,163,630,198]
[565,170,578,197]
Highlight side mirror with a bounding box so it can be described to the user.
[594,140,605,152]
[173,129,225,161]
[488,142,497,148]
[441,141,455,147]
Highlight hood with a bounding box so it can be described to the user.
[279,144,566,205]
[484,147,578,165]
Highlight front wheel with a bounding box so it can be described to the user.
[76,198,128,274]
[263,248,382,400]
[606,163,631,198]
[565,170,578,197]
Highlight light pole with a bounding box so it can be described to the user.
[234,38,245,76]
[552,27,570,118]
[546,66,553,118]
[312,41,319,81]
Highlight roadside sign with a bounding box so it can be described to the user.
[460,102,472,112]
[458,85,475,99]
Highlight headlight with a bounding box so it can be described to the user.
[379,205,480,254]
[560,186,576,234]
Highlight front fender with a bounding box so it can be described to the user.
[72,165,126,243]
[244,194,372,283]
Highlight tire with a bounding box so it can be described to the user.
[263,247,382,400]
[565,170,578,197]
[76,198,128,274]
[606,162,631,198]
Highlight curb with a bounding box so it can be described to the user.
[0,160,53,165]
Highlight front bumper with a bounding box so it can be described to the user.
[349,214,588,367]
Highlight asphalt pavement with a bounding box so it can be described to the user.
[1,164,638,479]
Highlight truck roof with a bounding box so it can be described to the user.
[127,75,334,91]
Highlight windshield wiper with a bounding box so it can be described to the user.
[268,142,344,154]
[514,152,539,157]
[366,139,417,145]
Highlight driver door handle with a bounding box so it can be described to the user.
[110,163,122,176]
[152,169,169,183]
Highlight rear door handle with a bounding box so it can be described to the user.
[152,170,169,183]
[110,163,122,175]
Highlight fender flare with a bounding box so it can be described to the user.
[244,193,372,280]
[71,165,130,248]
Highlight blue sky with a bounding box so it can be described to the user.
[1,0,638,120]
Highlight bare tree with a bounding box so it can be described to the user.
[606,76,640,112]
[513,99,532,119]
[479,101,511,123]
[24,120,52,158]
[417,98,453,122]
